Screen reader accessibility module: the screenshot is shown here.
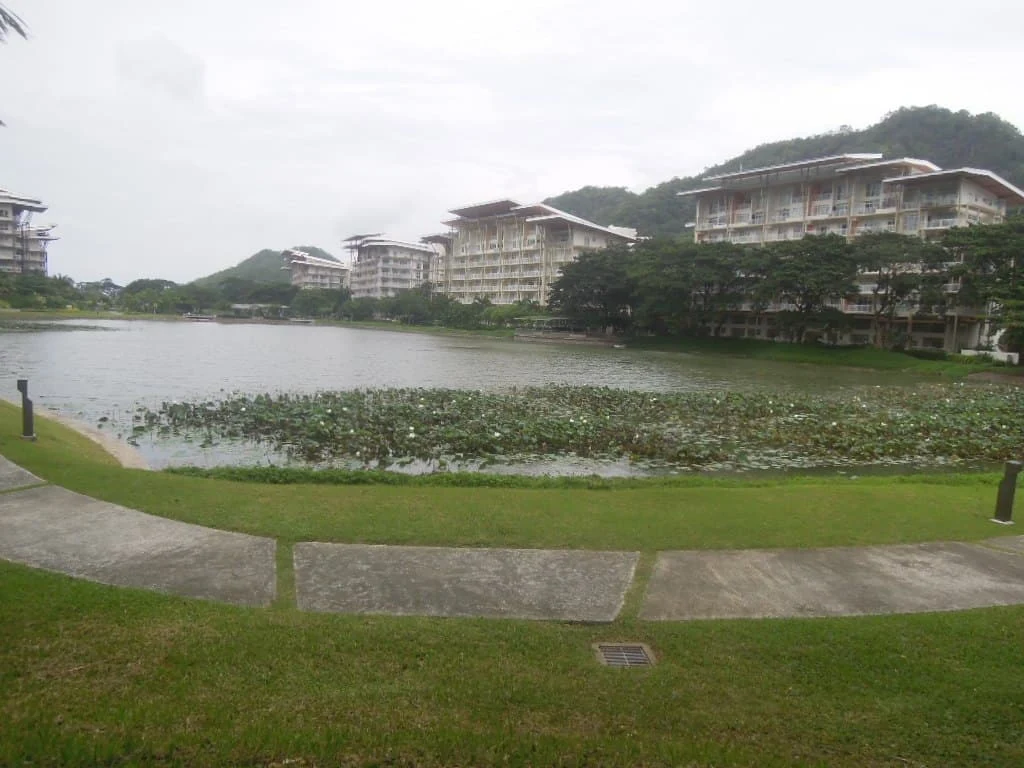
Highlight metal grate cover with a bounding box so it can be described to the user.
[593,643,655,668]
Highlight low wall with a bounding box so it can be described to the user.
[960,349,1020,365]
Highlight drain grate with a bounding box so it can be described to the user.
[593,643,655,668]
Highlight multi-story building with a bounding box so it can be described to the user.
[679,154,1024,351]
[435,200,636,306]
[0,188,57,275]
[343,235,438,299]
[683,154,1022,245]
[282,249,349,291]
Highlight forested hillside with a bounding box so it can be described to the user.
[545,106,1024,237]
[194,245,339,286]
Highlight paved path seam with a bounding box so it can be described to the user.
[3,454,1024,620]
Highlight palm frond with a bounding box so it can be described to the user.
[0,4,27,41]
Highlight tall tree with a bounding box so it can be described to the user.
[627,239,699,334]
[548,246,635,331]
[763,235,859,342]
[943,217,1024,352]
[0,4,25,42]
[851,232,947,348]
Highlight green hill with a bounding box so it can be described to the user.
[545,106,1024,238]
[194,246,340,286]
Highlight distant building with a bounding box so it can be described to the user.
[678,154,1024,352]
[0,188,57,275]
[680,154,1023,245]
[436,200,636,305]
[344,234,438,299]
[282,249,349,291]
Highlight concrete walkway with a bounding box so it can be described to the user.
[0,482,275,607]
[295,543,637,621]
[2,454,1024,621]
[641,541,1024,620]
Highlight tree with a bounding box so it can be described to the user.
[944,217,1024,353]
[851,232,946,348]
[0,5,25,43]
[627,238,699,335]
[1,4,26,126]
[547,246,635,331]
[763,235,858,342]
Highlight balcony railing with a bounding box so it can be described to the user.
[920,195,958,207]
[924,217,960,229]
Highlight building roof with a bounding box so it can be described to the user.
[704,154,882,182]
[0,188,47,213]
[676,185,726,197]
[883,168,1024,206]
[354,238,437,254]
[284,252,349,271]
[447,199,522,219]
[420,233,453,245]
[834,158,941,174]
[444,200,635,241]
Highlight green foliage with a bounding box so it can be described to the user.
[137,383,1024,472]
[550,235,951,345]
[0,273,80,309]
[944,216,1024,351]
[547,246,635,330]
[193,245,339,286]
[546,106,1024,237]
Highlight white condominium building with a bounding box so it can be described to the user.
[682,154,1024,245]
[282,249,350,291]
[344,235,438,299]
[679,154,1024,353]
[437,200,636,306]
[0,188,57,275]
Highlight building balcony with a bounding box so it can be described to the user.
[919,196,959,208]
[923,217,961,230]
[854,197,898,215]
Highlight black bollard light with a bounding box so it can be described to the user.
[993,460,1022,524]
[16,379,36,441]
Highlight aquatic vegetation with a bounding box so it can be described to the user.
[135,384,1024,472]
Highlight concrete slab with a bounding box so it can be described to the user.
[641,542,1024,621]
[983,535,1024,554]
[294,543,638,621]
[0,485,275,606]
[0,454,41,492]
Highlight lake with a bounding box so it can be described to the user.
[0,318,926,471]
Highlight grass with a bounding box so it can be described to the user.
[627,335,1014,377]
[3,403,1024,766]
[316,317,516,338]
[0,402,1009,550]
[2,563,1023,767]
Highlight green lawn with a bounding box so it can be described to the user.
[0,402,1008,550]
[626,335,1017,377]
[2,563,1022,767]
[3,403,1024,766]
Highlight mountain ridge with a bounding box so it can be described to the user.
[193,245,340,286]
[545,106,1024,237]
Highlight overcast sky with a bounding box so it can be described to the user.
[2,0,1022,283]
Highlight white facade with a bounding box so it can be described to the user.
[679,155,1024,352]
[683,155,1022,245]
[282,249,350,291]
[437,200,636,305]
[0,188,57,275]
[345,236,437,299]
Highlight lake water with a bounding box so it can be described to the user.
[0,318,925,471]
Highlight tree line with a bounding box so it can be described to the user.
[0,272,542,330]
[548,220,1024,351]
